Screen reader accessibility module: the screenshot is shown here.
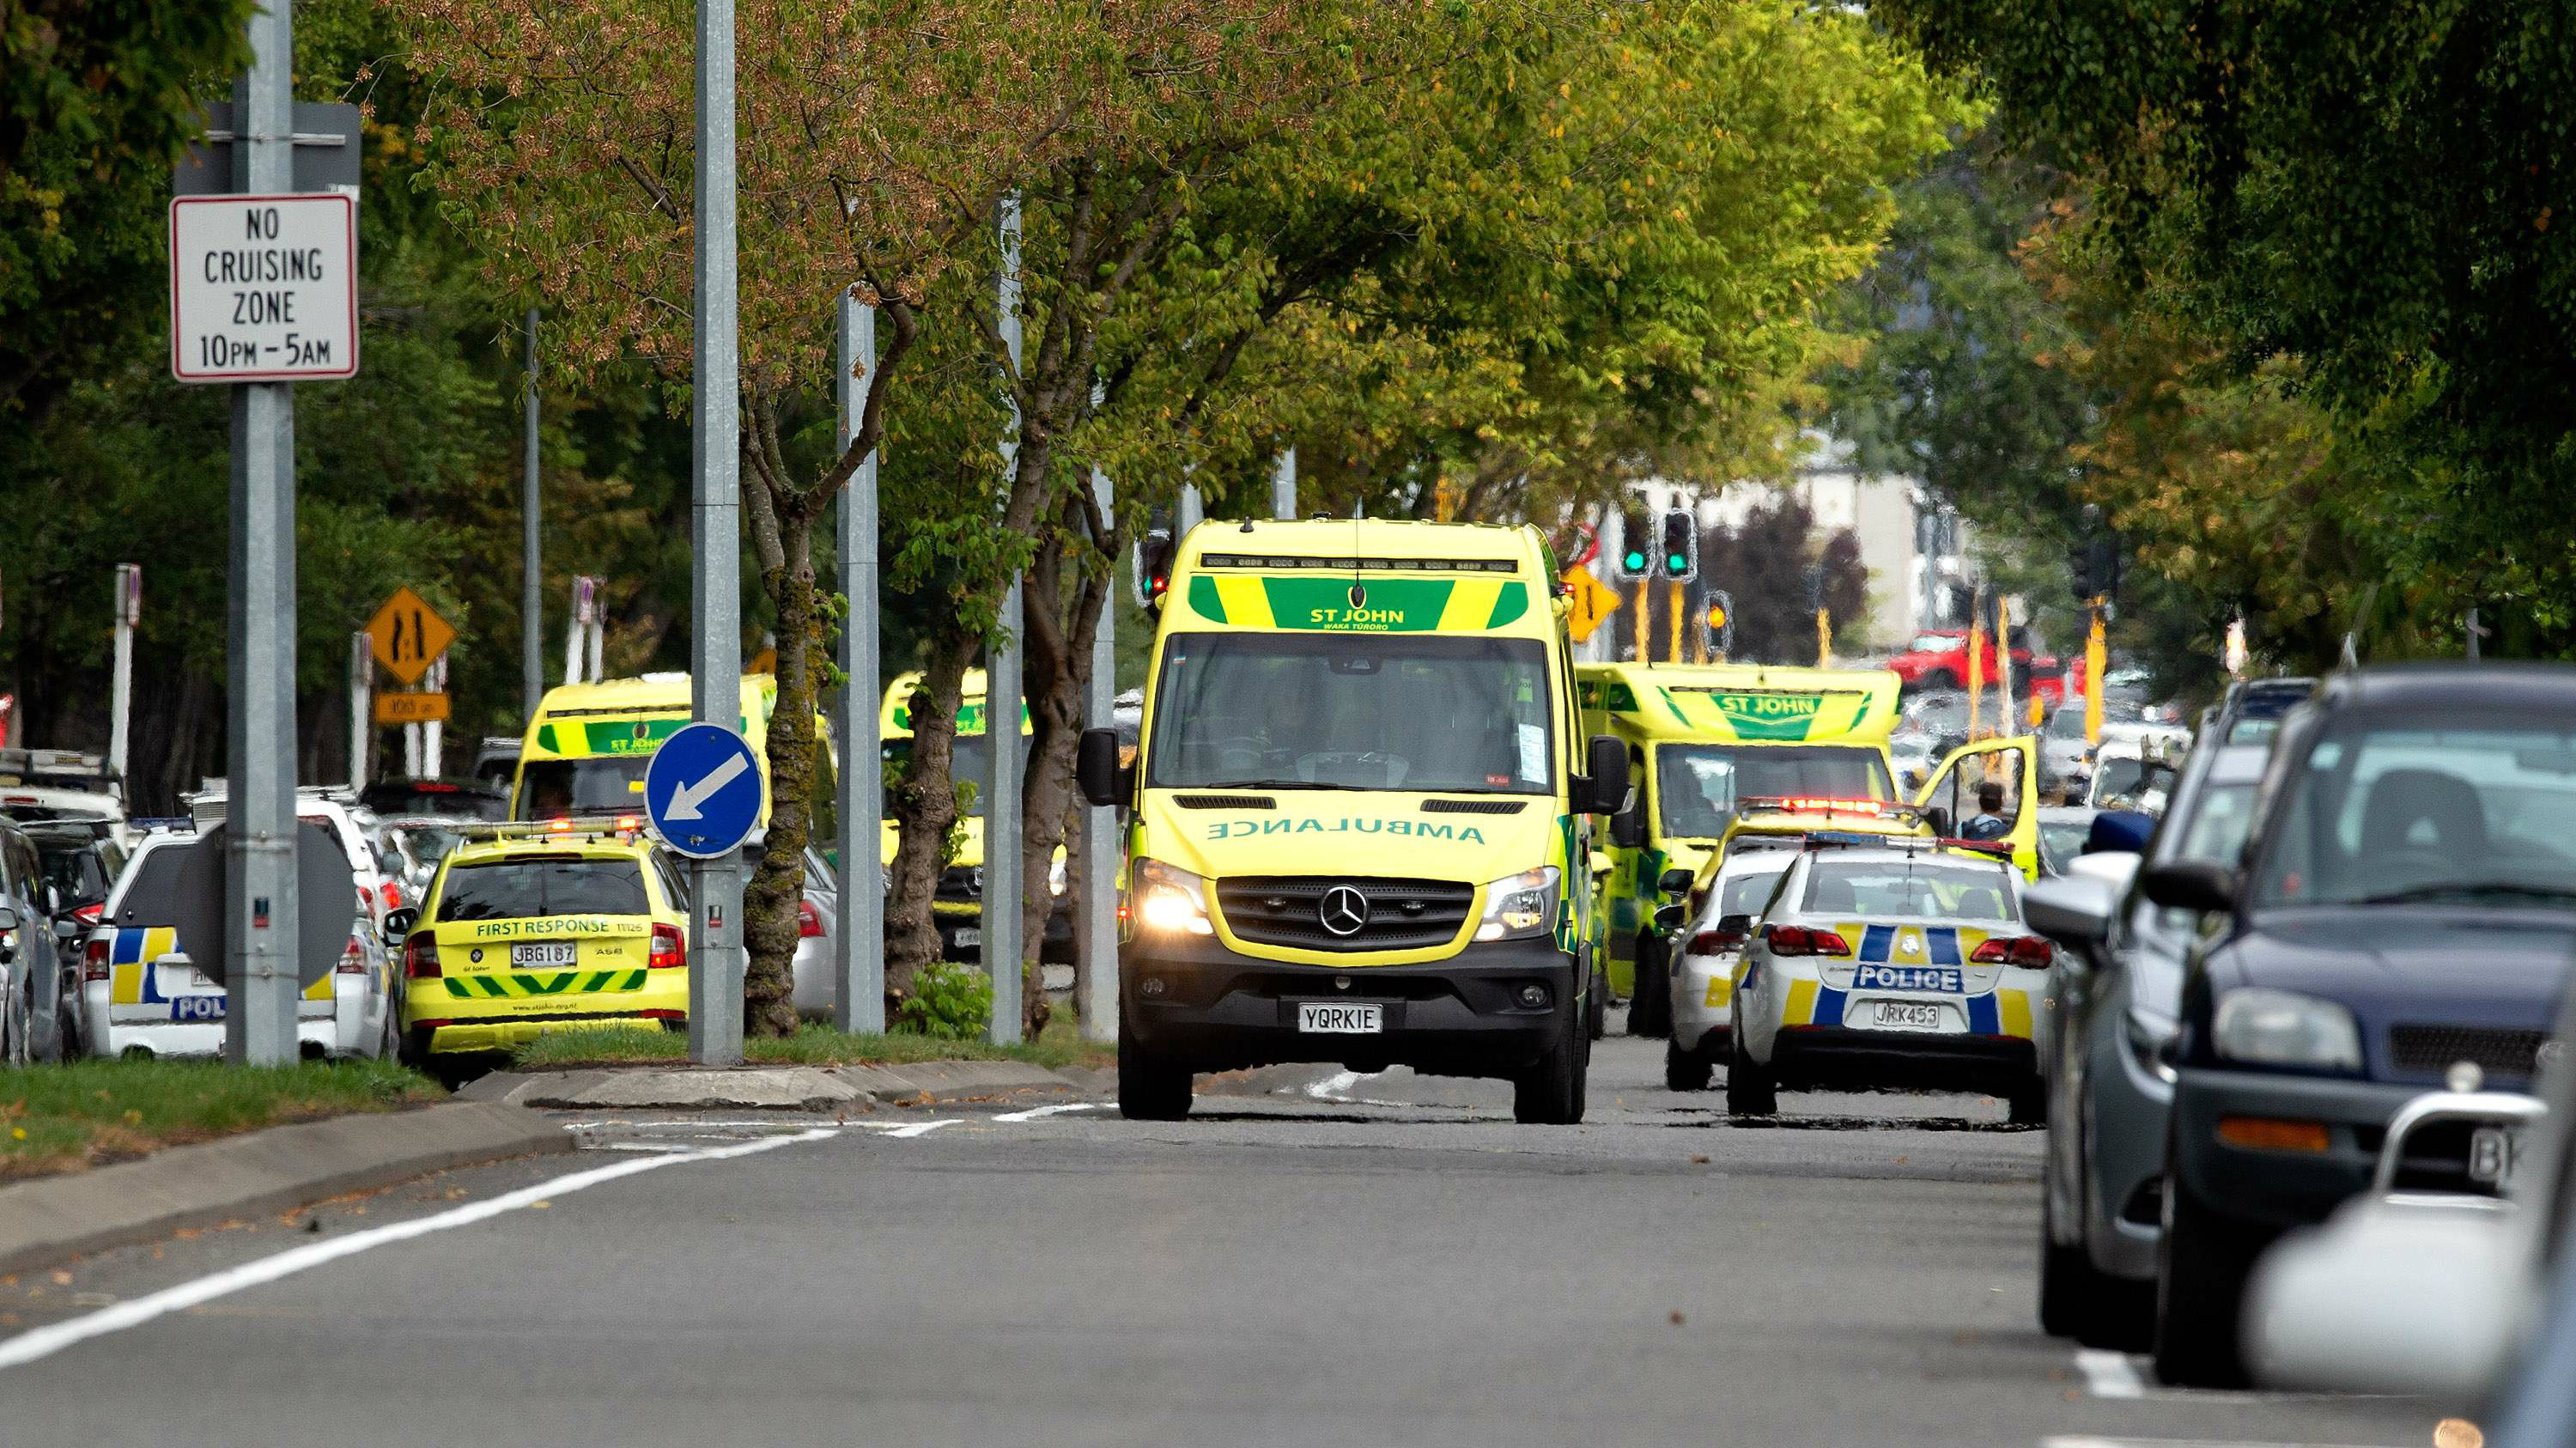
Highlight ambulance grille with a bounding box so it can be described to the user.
[1175,794,1276,810]
[1214,876,1475,952]
[1421,799,1526,815]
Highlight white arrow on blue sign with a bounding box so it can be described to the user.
[643,722,764,859]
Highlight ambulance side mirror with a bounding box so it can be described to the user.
[1658,867,1694,897]
[1580,735,1629,817]
[1077,728,1130,808]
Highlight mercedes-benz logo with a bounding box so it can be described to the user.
[1317,885,1370,937]
[2540,1038,2565,1070]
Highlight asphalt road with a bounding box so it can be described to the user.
[1,1022,2447,1448]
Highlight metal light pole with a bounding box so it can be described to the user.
[834,291,884,1033]
[108,565,139,790]
[1078,459,1118,1042]
[224,0,302,1064]
[984,196,1026,1045]
[520,307,543,723]
[687,0,746,1065]
[1272,448,1297,520]
[347,632,371,790]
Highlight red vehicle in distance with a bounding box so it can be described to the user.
[1889,630,2072,712]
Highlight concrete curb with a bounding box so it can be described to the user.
[459,1059,1085,1113]
[0,1101,572,1279]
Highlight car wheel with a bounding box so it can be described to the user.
[1664,1035,1713,1092]
[1514,999,1586,1124]
[2037,1179,2149,1343]
[1725,1026,1776,1116]
[2151,1171,2263,1387]
[1628,934,1670,1037]
[2006,1080,2047,1126]
[1117,1012,1192,1121]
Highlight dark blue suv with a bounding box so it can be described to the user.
[2141,664,2576,1386]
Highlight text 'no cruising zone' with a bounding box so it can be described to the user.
[168,192,359,383]
[643,723,765,860]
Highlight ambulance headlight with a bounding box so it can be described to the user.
[1134,860,1212,936]
[1476,866,1560,942]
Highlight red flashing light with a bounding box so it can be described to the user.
[1971,935,2054,968]
[614,815,641,833]
[1766,924,1851,958]
[1742,795,1890,818]
[548,818,574,833]
[380,879,402,911]
[404,934,442,980]
[649,922,686,969]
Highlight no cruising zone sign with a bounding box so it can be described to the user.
[169,192,359,382]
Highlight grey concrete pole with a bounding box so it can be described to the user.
[687,0,745,1065]
[108,565,138,788]
[1178,481,1203,536]
[1078,461,1118,1042]
[1272,449,1297,520]
[521,308,542,723]
[834,292,884,1033]
[224,0,301,1065]
[347,632,369,789]
[984,195,1025,1045]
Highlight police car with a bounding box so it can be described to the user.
[79,824,395,1060]
[394,821,690,1071]
[1727,840,2050,1122]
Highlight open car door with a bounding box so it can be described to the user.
[1915,734,2042,879]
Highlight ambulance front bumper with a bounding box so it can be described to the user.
[1121,934,1577,1076]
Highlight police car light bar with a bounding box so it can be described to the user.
[1737,795,1926,824]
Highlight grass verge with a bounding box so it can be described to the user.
[508,1017,1115,1074]
[2,1058,444,1182]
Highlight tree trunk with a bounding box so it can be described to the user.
[743,510,818,1038]
[884,644,971,1009]
[1018,497,1115,1039]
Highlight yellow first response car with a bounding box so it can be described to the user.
[397,828,690,1063]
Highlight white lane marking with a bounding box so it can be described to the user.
[993,1102,1102,1123]
[874,1118,961,1138]
[2074,1348,2146,1400]
[561,1119,817,1131]
[2043,1439,2395,1448]
[0,1127,837,1373]
[590,1141,694,1153]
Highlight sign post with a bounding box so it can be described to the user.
[169,0,361,1065]
[108,565,141,791]
[985,196,1025,1045]
[833,291,884,1034]
[688,0,747,1066]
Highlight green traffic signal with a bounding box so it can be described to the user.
[1623,550,1647,571]
[1666,553,1686,571]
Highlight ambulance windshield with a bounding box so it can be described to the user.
[1148,632,1556,794]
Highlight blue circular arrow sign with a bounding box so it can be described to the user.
[643,722,764,859]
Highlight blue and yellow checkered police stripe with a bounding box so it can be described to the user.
[108,926,334,1007]
[1780,976,2034,1037]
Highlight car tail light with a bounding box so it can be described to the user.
[337,934,368,976]
[83,935,111,982]
[649,922,686,969]
[797,899,824,939]
[1767,924,1851,958]
[1688,927,1749,957]
[73,902,102,927]
[404,933,442,980]
[1971,934,2055,967]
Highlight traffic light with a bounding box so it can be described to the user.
[1133,507,1176,610]
[2071,532,2122,605]
[1614,503,1653,581]
[1658,509,1698,582]
[1703,589,1735,657]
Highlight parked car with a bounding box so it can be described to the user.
[79,823,392,1060]
[25,818,128,1058]
[2129,663,2576,1386]
[1661,845,1795,1090]
[2025,732,2274,1351]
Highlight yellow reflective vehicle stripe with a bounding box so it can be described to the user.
[1211,576,1275,628]
[2000,987,2032,1039]
[1784,977,1820,1025]
[1436,579,1501,630]
[1704,976,1729,1008]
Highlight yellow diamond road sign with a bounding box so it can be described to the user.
[1563,567,1621,644]
[368,587,455,686]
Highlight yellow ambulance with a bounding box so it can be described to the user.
[878,669,1068,962]
[1076,518,1630,1124]
[511,674,784,823]
[1577,661,1910,1032]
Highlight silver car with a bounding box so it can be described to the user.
[1662,847,1793,1090]
[2026,738,2271,1348]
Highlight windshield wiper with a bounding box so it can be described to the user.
[2345,882,2576,907]
[1190,779,1360,792]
